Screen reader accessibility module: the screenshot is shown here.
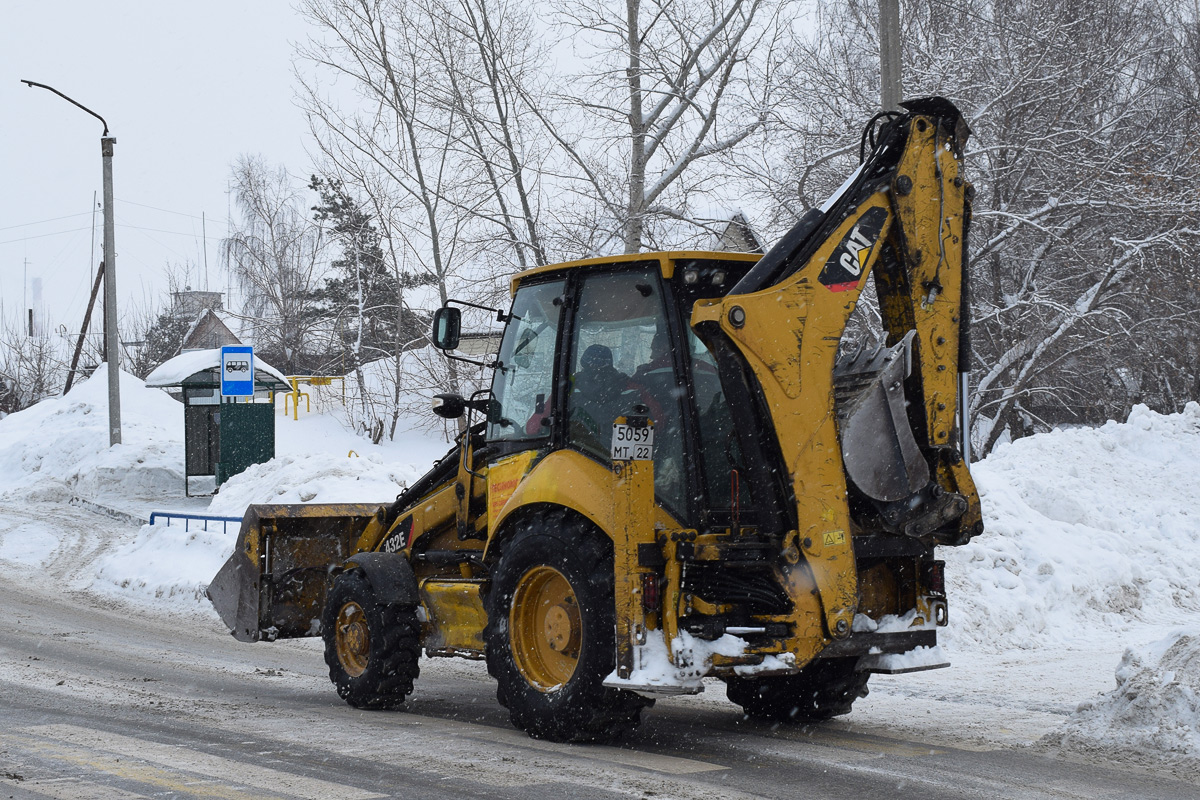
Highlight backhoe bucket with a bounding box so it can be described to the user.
[207,503,386,642]
[834,332,929,502]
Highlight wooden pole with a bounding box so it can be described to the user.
[64,262,105,394]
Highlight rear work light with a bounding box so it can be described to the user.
[641,573,660,612]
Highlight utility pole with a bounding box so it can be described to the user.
[22,79,122,445]
[101,135,121,445]
[879,0,903,111]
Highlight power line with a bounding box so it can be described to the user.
[0,221,226,246]
[0,226,91,245]
[118,222,226,239]
[116,197,229,227]
[0,212,93,232]
[2,200,229,236]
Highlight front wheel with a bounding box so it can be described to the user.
[725,657,870,722]
[321,568,421,709]
[485,511,650,742]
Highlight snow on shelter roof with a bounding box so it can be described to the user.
[144,348,290,389]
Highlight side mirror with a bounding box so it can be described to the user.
[432,307,461,351]
[431,393,466,419]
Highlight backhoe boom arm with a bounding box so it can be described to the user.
[691,97,982,646]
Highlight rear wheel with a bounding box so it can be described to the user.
[322,568,421,709]
[485,511,651,742]
[725,657,869,722]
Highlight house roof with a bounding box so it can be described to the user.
[180,308,242,350]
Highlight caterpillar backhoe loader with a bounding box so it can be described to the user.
[208,97,983,742]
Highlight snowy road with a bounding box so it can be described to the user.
[0,504,1195,799]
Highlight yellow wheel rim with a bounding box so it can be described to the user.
[510,566,581,691]
[335,601,370,677]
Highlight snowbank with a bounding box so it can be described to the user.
[0,369,184,503]
[92,520,230,607]
[206,451,425,517]
[0,364,450,605]
[1042,629,1200,773]
[942,403,1200,654]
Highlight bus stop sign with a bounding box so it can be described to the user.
[220,346,255,397]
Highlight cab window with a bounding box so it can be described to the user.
[487,279,565,443]
[567,268,687,514]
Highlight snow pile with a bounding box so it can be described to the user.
[207,450,424,516]
[92,520,231,606]
[0,370,183,503]
[1042,629,1200,772]
[942,403,1200,654]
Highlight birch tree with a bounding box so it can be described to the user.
[297,0,511,429]
[223,157,327,375]
[546,0,788,254]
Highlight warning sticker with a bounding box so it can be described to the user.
[823,530,847,547]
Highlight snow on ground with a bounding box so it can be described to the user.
[874,402,1200,773]
[1,369,1198,774]
[0,369,452,605]
[0,369,184,506]
[1042,628,1200,773]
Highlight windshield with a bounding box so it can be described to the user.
[487,279,565,443]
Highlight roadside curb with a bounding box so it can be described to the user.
[68,496,150,527]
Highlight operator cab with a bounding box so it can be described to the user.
[434,252,761,530]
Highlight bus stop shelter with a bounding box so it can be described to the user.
[146,349,290,495]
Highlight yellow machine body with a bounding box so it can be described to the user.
[208,99,982,735]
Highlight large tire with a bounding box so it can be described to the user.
[322,568,421,709]
[485,511,651,742]
[725,657,870,723]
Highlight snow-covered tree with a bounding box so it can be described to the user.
[543,0,790,254]
[757,0,1200,455]
[223,157,327,374]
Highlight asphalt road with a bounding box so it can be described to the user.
[2,568,1198,800]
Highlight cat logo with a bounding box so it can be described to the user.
[818,206,889,292]
[838,226,875,277]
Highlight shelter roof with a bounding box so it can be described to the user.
[145,348,290,390]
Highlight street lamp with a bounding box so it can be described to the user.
[22,80,121,446]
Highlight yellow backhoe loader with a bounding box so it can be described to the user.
[208,97,983,742]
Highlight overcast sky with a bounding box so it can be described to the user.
[1,2,315,340]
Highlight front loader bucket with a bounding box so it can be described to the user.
[208,544,263,642]
[206,503,387,642]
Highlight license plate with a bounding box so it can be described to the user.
[611,422,654,461]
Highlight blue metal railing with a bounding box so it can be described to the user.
[149,511,244,534]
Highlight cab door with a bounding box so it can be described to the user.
[563,266,690,519]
